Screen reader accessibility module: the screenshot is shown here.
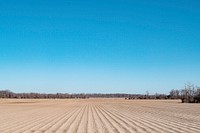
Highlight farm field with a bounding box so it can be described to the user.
[0,98,200,133]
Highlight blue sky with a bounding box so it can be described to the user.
[0,0,200,94]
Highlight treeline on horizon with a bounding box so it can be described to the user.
[0,83,200,103]
[127,83,200,103]
[0,90,165,99]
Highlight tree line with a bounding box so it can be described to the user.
[0,91,142,99]
[0,90,168,99]
[0,90,88,99]
[0,83,199,103]
[126,83,200,103]
[169,83,200,103]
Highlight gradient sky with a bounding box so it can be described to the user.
[0,0,200,94]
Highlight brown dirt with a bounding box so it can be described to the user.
[0,98,200,133]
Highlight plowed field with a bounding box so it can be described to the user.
[0,99,200,133]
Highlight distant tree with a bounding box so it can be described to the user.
[180,83,200,103]
[169,89,180,99]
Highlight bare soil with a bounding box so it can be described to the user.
[0,98,200,133]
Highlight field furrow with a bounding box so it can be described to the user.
[0,99,200,133]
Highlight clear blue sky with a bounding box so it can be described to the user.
[0,0,200,94]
